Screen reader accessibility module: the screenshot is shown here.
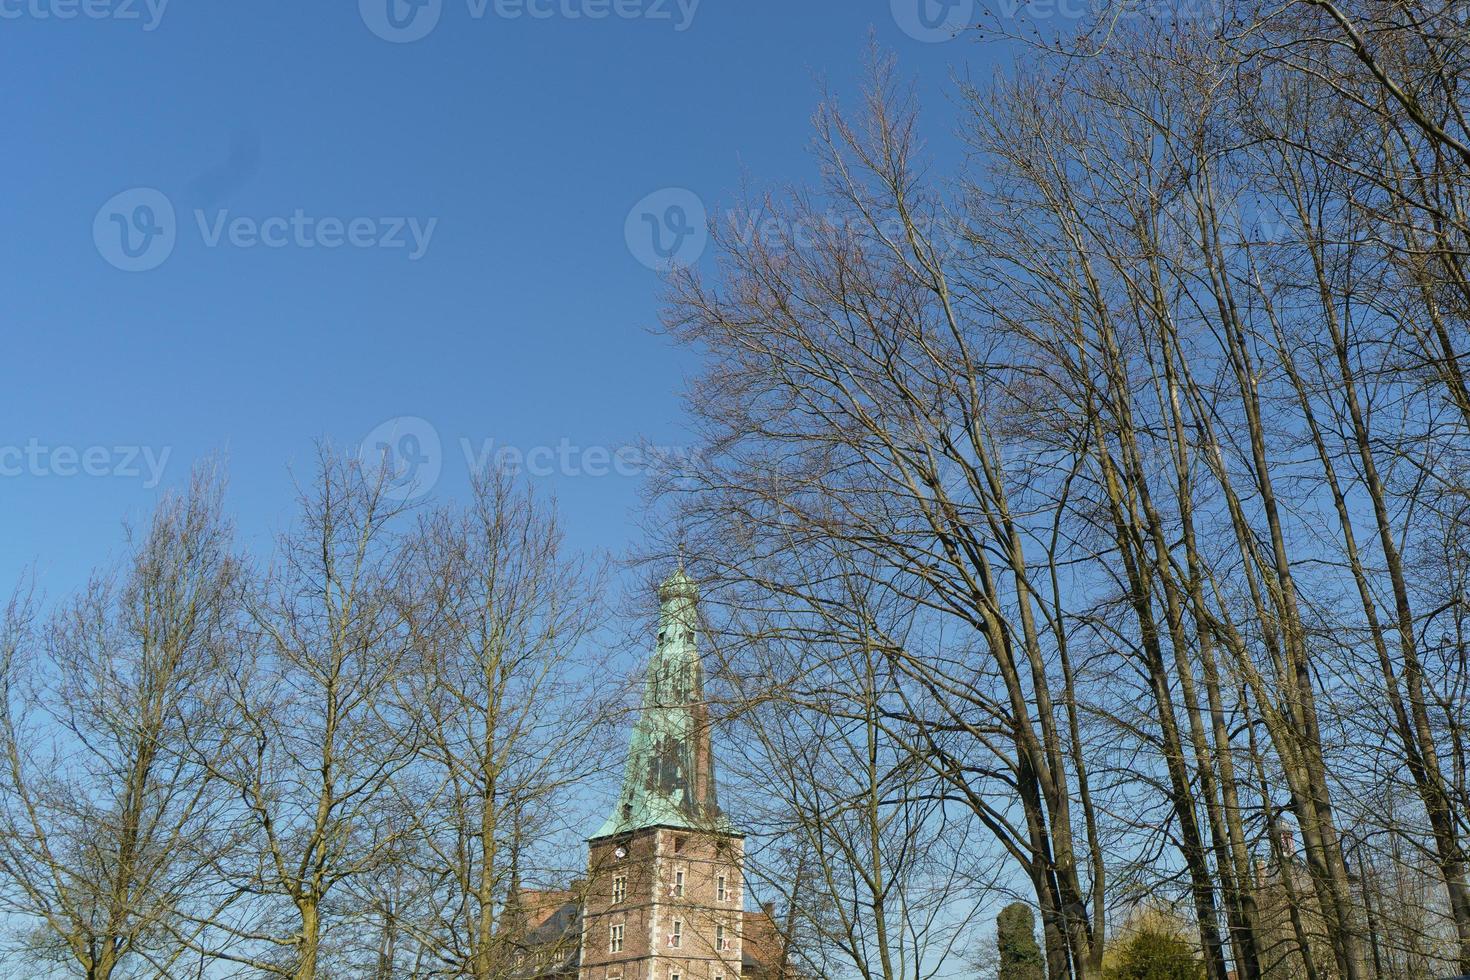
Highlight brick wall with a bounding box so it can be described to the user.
[580,827,745,980]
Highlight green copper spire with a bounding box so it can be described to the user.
[593,567,732,839]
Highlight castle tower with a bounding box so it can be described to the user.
[580,569,745,980]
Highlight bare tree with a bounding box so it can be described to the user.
[716,560,995,980]
[195,448,422,979]
[657,56,1108,979]
[383,466,608,978]
[654,9,1470,978]
[0,466,242,979]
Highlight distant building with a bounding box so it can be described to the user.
[512,569,787,980]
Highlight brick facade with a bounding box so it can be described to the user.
[580,827,746,980]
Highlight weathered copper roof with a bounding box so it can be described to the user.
[593,568,733,838]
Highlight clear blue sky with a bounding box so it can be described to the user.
[0,0,994,595]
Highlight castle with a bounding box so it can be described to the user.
[512,568,785,980]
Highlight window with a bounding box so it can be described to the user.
[685,630,694,645]
[609,923,624,953]
[612,875,626,904]
[717,923,729,950]
[671,920,683,948]
[717,875,727,901]
[673,870,685,897]
[671,973,682,980]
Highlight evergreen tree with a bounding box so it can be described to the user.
[997,904,1045,980]
[1103,928,1207,980]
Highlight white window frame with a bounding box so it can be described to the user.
[717,874,727,902]
[671,919,683,949]
[673,868,685,898]
[612,874,626,904]
[609,923,624,953]
[717,923,728,950]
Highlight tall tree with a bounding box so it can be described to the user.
[196,448,422,979]
[386,466,608,978]
[999,904,1046,980]
[658,56,1106,978]
[0,466,242,979]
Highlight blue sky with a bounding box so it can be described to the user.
[0,0,994,596]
